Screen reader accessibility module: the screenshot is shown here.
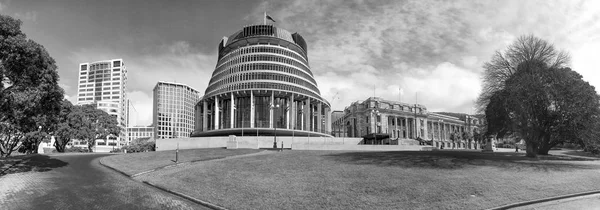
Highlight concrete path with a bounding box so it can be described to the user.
[510,193,600,210]
[0,153,208,210]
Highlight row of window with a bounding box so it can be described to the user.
[206,82,321,101]
[206,71,320,94]
[88,62,111,71]
[210,62,317,87]
[78,95,121,101]
[212,54,313,80]
[217,45,307,68]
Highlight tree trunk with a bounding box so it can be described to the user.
[526,140,538,158]
[54,139,66,153]
[537,134,555,155]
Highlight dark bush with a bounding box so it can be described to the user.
[562,143,582,150]
[584,144,600,155]
[65,147,90,153]
[122,141,155,153]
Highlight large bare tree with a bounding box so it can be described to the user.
[477,35,570,111]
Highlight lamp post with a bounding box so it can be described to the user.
[270,103,280,148]
[370,109,379,144]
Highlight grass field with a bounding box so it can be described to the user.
[136,150,600,210]
[101,148,262,176]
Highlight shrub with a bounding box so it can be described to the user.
[122,141,155,153]
[65,147,90,153]
[584,144,600,155]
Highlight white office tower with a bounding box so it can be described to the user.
[77,59,128,145]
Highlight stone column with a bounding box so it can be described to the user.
[304,99,311,131]
[250,91,255,128]
[230,93,235,129]
[300,102,304,131]
[289,95,295,129]
[270,91,274,128]
[326,107,332,134]
[394,117,398,138]
[403,117,407,139]
[317,102,322,132]
[214,96,219,130]
[202,100,207,131]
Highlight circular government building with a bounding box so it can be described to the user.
[192,24,332,137]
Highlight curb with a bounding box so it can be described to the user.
[130,150,273,177]
[98,156,228,210]
[142,181,228,210]
[98,158,132,178]
[488,190,600,210]
[131,156,225,177]
[98,150,273,210]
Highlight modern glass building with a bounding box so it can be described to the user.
[126,126,154,143]
[192,24,332,137]
[153,81,200,139]
[77,59,128,144]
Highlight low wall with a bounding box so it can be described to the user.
[93,145,114,153]
[156,137,229,151]
[158,136,435,151]
[291,144,426,151]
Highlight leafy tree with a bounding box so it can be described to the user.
[0,15,64,157]
[53,102,120,152]
[485,59,600,157]
[80,104,120,151]
[54,100,86,152]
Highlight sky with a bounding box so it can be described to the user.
[1,0,599,126]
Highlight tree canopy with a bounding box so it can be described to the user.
[53,101,120,152]
[479,35,600,157]
[1,14,64,157]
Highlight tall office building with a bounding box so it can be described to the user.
[77,59,128,144]
[153,81,201,139]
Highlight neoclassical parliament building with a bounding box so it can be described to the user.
[332,97,484,144]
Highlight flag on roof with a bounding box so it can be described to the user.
[266,14,276,22]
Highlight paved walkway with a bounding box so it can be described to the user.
[0,153,208,210]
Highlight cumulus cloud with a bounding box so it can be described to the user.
[257,0,600,113]
[14,11,37,23]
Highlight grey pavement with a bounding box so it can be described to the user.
[0,153,209,210]
[511,193,600,210]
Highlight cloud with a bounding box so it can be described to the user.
[59,83,77,104]
[259,0,600,113]
[14,11,37,23]
[127,91,153,126]
[0,0,10,11]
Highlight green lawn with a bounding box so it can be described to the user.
[136,150,600,210]
[101,148,262,176]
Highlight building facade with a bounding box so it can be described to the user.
[336,97,484,144]
[77,59,128,144]
[153,81,200,139]
[331,111,346,137]
[192,24,332,137]
[126,126,154,143]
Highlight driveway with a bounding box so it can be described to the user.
[0,153,208,210]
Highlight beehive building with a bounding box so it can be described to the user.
[192,24,332,137]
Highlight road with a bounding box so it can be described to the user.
[0,153,208,210]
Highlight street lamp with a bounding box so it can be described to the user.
[370,109,380,144]
[270,103,280,148]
